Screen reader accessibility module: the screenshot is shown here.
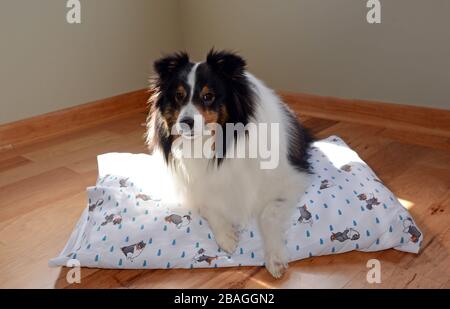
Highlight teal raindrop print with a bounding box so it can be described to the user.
[181,251,185,258]
[338,209,342,215]
[376,238,380,245]
[86,244,91,250]
[118,258,122,266]
[148,238,153,244]
[389,226,393,233]
[108,195,111,201]
[400,237,404,243]
[102,235,107,241]
[383,203,388,209]
[97,226,101,232]
[240,248,244,255]
[95,254,99,262]
[250,231,254,238]
[145,210,148,215]
[186,227,190,233]
[172,239,176,246]
[366,230,371,237]
[115,202,119,207]
[125,236,129,242]
[306,230,310,237]
[140,224,144,230]
[323,203,328,208]
[199,219,203,225]
[329,225,334,231]
[360,206,365,212]
[143,260,147,267]
[208,233,211,239]
[353,220,357,226]
[123,208,127,213]
[110,246,114,252]
[166,262,171,268]
[331,247,336,253]
[196,242,199,248]
[118,224,122,230]
[375,217,380,224]
[251,252,255,259]
[132,217,136,222]
[163,225,167,231]
[319,238,324,245]
[157,249,161,256]
[355,243,359,249]
[296,245,300,251]
[308,252,313,257]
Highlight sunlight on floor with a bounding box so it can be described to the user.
[398,198,414,210]
[249,276,275,288]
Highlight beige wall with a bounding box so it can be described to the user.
[0,0,181,124]
[180,0,450,109]
[1,0,449,124]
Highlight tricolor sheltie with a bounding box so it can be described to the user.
[146,50,313,278]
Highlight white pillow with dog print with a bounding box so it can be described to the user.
[49,136,423,270]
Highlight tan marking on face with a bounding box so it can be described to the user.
[200,85,211,97]
[161,106,180,132]
[218,104,229,125]
[176,85,187,102]
[199,108,219,124]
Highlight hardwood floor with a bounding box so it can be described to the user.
[0,111,449,289]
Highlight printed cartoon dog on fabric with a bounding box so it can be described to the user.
[121,241,146,262]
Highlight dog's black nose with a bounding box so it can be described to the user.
[179,117,194,130]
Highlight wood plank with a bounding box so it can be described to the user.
[0,156,32,173]
[0,89,148,150]
[281,91,450,138]
[0,129,145,188]
[1,110,449,288]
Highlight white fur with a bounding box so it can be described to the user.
[161,67,312,278]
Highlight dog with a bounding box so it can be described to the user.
[145,50,313,278]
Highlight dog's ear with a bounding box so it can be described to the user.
[154,52,190,80]
[206,49,246,78]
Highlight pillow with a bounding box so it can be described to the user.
[49,136,423,269]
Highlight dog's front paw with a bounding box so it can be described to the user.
[265,253,288,279]
[214,227,238,254]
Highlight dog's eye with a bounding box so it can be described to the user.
[175,91,185,101]
[202,93,215,104]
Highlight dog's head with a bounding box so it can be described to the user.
[146,50,255,163]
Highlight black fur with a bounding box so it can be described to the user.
[147,50,312,171]
[147,50,256,166]
[283,105,313,173]
[203,50,256,164]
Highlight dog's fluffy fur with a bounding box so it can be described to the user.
[146,50,313,277]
